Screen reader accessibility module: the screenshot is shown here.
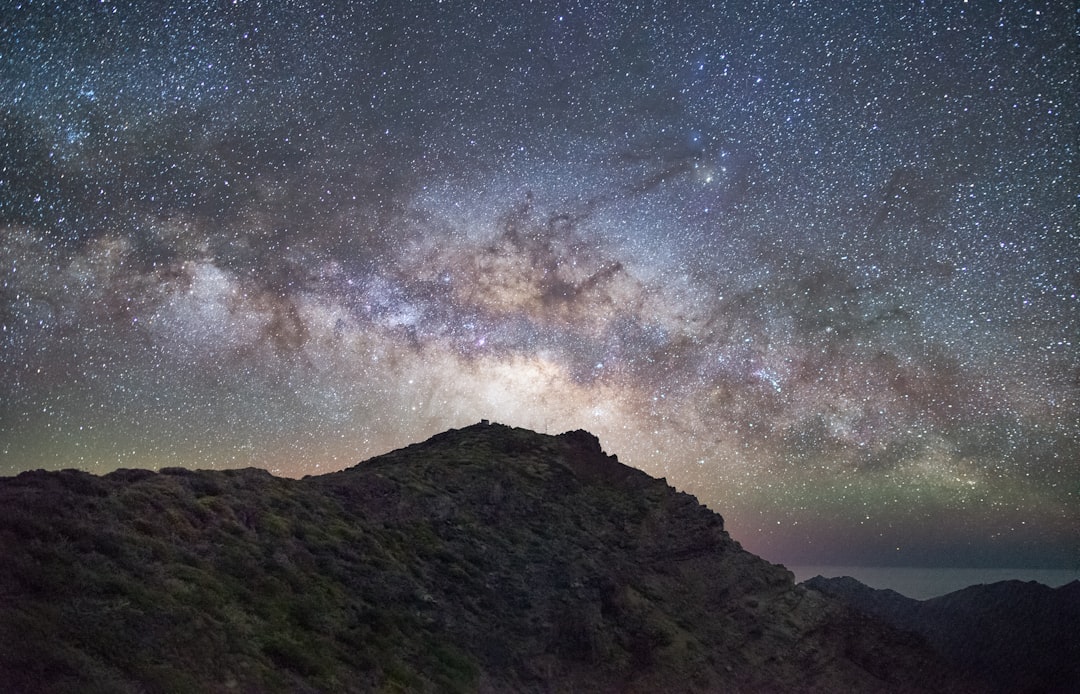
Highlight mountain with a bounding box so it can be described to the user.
[804,575,1080,693]
[0,422,976,693]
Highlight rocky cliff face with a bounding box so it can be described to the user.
[805,575,1080,694]
[1,422,973,692]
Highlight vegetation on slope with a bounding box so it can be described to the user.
[0,423,969,692]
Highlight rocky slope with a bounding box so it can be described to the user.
[1,422,975,692]
[804,575,1080,693]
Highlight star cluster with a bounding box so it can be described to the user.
[1,0,1076,568]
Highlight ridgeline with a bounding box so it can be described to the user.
[1,422,976,692]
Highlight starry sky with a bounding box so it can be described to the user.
[1,0,1076,569]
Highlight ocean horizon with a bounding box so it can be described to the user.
[787,565,1080,600]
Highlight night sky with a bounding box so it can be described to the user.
[1,1,1076,569]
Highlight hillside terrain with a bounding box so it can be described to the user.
[1,422,976,692]
[804,575,1080,693]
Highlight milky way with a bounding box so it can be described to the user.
[1,1,1076,568]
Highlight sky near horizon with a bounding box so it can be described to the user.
[1,1,1076,569]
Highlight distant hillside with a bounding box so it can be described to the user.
[1,422,975,692]
[804,575,1080,693]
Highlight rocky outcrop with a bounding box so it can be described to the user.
[1,422,975,692]
[805,575,1080,693]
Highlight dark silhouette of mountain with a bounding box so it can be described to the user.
[804,575,1080,693]
[0,422,977,692]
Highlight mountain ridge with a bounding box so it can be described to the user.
[2,422,975,692]
[804,574,1080,693]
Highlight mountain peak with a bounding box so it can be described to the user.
[1,425,973,692]
[337,421,681,511]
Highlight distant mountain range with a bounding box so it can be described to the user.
[803,574,1080,693]
[0,421,1064,692]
